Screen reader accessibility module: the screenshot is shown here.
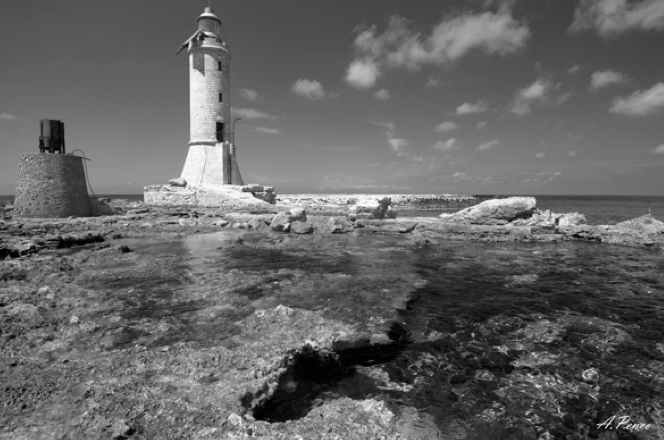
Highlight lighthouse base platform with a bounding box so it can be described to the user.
[143,184,276,208]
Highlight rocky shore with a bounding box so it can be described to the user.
[1,196,663,438]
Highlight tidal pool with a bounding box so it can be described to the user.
[79,232,664,438]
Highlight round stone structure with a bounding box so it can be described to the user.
[14,153,91,218]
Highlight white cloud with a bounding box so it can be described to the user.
[239,88,258,101]
[432,138,458,152]
[0,112,22,121]
[231,107,278,120]
[346,59,380,88]
[374,89,391,100]
[346,10,529,86]
[649,144,664,154]
[455,100,489,115]
[610,83,664,116]
[568,150,578,156]
[569,0,664,38]
[433,121,458,133]
[536,152,546,158]
[426,77,441,87]
[476,139,500,151]
[254,126,280,134]
[370,121,396,132]
[476,121,487,130]
[509,78,569,116]
[292,78,325,100]
[388,138,410,155]
[568,64,581,74]
[589,70,630,91]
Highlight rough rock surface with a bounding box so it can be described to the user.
[614,214,664,234]
[440,197,537,225]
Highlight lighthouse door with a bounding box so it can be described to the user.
[216,123,225,142]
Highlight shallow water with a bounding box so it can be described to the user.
[79,232,664,438]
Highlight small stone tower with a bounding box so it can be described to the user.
[178,7,243,187]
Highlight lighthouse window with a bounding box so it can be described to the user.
[218,61,222,71]
[219,93,223,102]
[216,123,225,142]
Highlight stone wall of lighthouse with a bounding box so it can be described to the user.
[179,7,243,188]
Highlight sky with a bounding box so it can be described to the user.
[1,0,664,196]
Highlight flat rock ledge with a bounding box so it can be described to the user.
[276,193,491,210]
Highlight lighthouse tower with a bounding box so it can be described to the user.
[178,7,243,187]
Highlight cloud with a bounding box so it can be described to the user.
[231,107,278,120]
[254,126,280,134]
[346,59,380,88]
[426,77,441,87]
[536,152,546,158]
[455,100,489,115]
[239,88,258,101]
[432,138,458,152]
[0,112,22,121]
[433,121,458,133]
[476,139,500,151]
[346,10,529,86]
[610,83,664,116]
[589,70,630,91]
[476,121,487,129]
[568,150,578,156]
[509,78,569,116]
[569,0,664,38]
[649,144,664,154]
[568,64,581,74]
[371,121,410,156]
[388,138,410,155]
[292,78,325,100]
[374,89,391,100]
[370,121,396,132]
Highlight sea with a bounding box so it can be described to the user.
[0,194,662,225]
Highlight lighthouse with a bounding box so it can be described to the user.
[177,6,243,187]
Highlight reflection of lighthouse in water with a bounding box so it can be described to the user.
[178,6,243,187]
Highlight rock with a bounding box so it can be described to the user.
[613,214,664,234]
[349,197,393,219]
[289,207,307,222]
[440,197,536,225]
[89,198,116,216]
[169,177,187,187]
[270,209,307,232]
[291,221,314,234]
[212,219,229,227]
[269,211,291,232]
[327,216,354,234]
[557,212,586,226]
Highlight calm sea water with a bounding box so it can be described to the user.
[1,194,662,225]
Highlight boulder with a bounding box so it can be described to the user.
[556,212,586,226]
[613,214,664,234]
[348,197,394,219]
[439,197,536,225]
[289,207,307,222]
[291,221,314,234]
[89,198,116,216]
[269,211,291,232]
[269,208,307,232]
[327,216,354,234]
[169,177,187,187]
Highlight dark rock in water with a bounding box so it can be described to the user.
[118,245,132,253]
[440,197,536,225]
[614,214,664,234]
[291,221,314,234]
